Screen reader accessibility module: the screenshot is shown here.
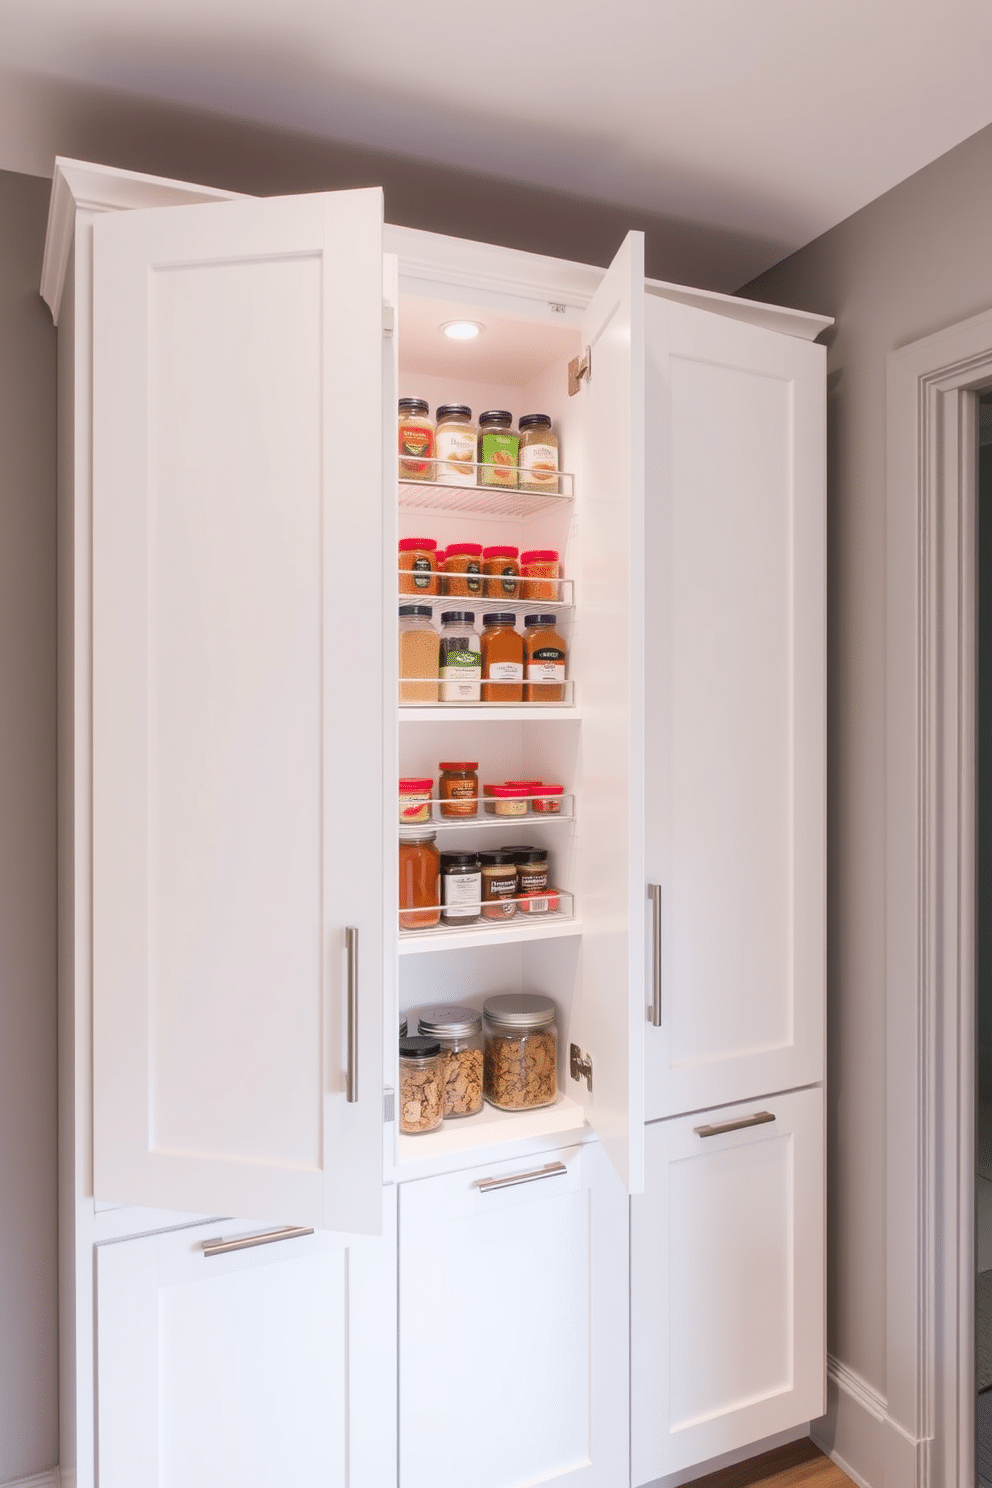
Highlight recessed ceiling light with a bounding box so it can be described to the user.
[441,320,484,340]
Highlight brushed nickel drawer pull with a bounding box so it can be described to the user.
[474,1161,568,1193]
[694,1111,776,1139]
[200,1224,314,1258]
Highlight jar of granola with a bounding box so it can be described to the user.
[399,1037,445,1133]
[483,993,558,1111]
[417,1006,484,1117]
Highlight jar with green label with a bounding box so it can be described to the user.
[477,410,519,488]
[439,612,481,702]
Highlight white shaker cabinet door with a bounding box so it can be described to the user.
[569,230,646,1193]
[630,1087,825,1484]
[643,297,826,1119]
[95,1201,397,1488]
[398,1143,628,1488]
[91,190,390,1232]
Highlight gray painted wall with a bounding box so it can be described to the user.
[743,118,992,1405]
[0,167,58,1485]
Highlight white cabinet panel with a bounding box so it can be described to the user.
[630,1087,825,1484]
[399,1142,628,1488]
[95,1199,397,1488]
[90,190,389,1232]
[643,298,825,1119]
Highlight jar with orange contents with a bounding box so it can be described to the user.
[399,831,441,930]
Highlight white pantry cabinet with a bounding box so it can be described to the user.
[95,1205,397,1488]
[630,1088,826,1484]
[42,156,828,1488]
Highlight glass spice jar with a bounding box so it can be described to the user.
[398,398,435,482]
[480,850,518,919]
[513,845,551,913]
[399,606,439,704]
[442,543,484,597]
[418,1005,484,1117]
[398,776,433,826]
[519,550,562,603]
[477,410,519,487]
[399,1037,445,1133]
[440,852,482,925]
[438,613,481,702]
[480,611,524,703]
[489,785,530,816]
[435,405,477,486]
[398,830,441,931]
[518,414,559,494]
[438,761,479,818]
[482,545,520,598]
[483,993,558,1111]
[523,614,567,703]
[398,537,439,596]
[531,783,565,814]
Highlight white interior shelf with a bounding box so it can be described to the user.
[399,904,580,954]
[397,1092,588,1163]
[399,703,579,722]
[398,470,573,519]
[399,794,575,830]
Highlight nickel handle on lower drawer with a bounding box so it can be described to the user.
[649,883,662,1026]
[694,1111,776,1139]
[474,1161,568,1193]
[201,1225,315,1258]
[346,926,358,1104]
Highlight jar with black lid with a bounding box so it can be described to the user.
[398,398,435,482]
[399,1037,445,1133]
[480,849,518,919]
[440,852,482,924]
[518,413,559,494]
[435,404,477,486]
[510,845,550,913]
[417,1005,484,1117]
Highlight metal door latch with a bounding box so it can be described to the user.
[569,1043,593,1092]
[568,346,591,396]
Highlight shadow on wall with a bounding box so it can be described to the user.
[9,68,789,293]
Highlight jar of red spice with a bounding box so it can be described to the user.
[519,549,561,602]
[398,537,439,596]
[531,783,565,814]
[442,543,484,597]
[482,546,520,598]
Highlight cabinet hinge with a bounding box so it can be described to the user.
[569,1044,593,1093]
[383,1087,395,1123]
[383,303,395,339]
[567,346,591,397]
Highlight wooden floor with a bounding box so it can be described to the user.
[685,1438,856,1488]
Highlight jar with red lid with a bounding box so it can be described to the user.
[489,785,530,817]
[438,761,479,818]
[442,543,484,597]
[531,783,565,814]
[519,549,562,602]
[399,537,439,596]
[482,546,520,598]
[398,776,433,826]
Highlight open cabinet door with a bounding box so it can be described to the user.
[569,232,646,1193]
[91,189,388,1234]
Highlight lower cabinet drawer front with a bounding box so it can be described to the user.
[399,1142,628,1488]
[95,1205,397,1488]
[631,1086,825,1484]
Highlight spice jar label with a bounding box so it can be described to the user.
[443,871,482,916]
[479,431,519,486]
[520,442,559,484]
[399,422,435,478]
[526,649,566,683]
[436,429,476,484]
[440,648,481,702]
[487,661,523,682]
[410,556,433,589]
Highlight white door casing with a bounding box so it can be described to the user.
[643,296,826,1121]
[91,189,388,1233]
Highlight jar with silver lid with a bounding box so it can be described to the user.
[399,1036,445,1134]
[417,1005,484,1117]
[482,993,558,1111]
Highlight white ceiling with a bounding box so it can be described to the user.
[4,0,992,284]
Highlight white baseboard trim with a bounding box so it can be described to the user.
[812,1355,924,1488]
[1,1469,60,1488]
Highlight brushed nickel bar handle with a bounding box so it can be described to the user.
[474,1161,568,1193]
[201,1225,314,1258]
[649,883,662,1027]
[346,926,358,1104]
[694,1111,776,1139]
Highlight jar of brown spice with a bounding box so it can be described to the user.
[480,612,524,702]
